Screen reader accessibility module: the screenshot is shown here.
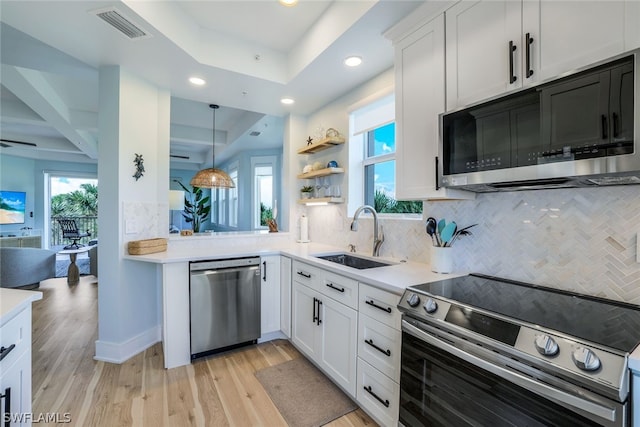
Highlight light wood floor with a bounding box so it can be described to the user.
[31,276,378,427]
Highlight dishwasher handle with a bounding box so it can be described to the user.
[190,257,260,272]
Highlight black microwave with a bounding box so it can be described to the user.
[440,50,639,192]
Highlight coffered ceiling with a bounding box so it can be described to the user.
[0,0,424,170]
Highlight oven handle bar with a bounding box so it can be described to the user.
[402,320,617,423]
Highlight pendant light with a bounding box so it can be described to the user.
[190,104,236,189]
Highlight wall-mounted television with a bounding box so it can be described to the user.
[0,190,26,224]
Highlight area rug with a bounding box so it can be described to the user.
[255,357,357,427]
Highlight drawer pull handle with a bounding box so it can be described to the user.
[363,385,389,408]
[365,339,391,357]
[326,282,345,293]
[366,300,392,313]
[297,271,311,278]
[0,344,15,362]
[1,387,11,427]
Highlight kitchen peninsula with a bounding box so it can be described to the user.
[125,232,461,369]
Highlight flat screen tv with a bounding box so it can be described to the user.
[0,190,26,224]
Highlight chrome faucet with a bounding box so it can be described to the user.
[350,205,384,257]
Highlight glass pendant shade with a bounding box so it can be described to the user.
[190,104,236,189]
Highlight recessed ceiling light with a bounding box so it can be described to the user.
[281,97,295,105]
[279,0,298,6]
[344,56,362,67]
[189,77,206,86]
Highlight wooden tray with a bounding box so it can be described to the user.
[127,238,168,255]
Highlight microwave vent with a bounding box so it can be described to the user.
[587,176,640,185]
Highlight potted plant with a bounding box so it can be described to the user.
[300,185,314,199]
[175,182,211,232]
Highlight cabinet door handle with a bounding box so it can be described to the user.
[601,115,608,140]
[297,271,311,279]
[435,156,440,191]
[365,339,391,357]
[363,385,389,408]
[0,344,15,362]
[317,300,322,325]
[326,282,345,293]
[366,299,392,314]
[508,41,517,84]
[313,297,318,324]
[1,387,11,427]
[525,33,534,78]
[613,112,619,138]
[262,261,267,281]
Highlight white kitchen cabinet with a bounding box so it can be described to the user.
[292,281,320,359]
[524,1,640,84]
[260,255,281,337]
[1,293,40,427]
[446,1,522,111]
[393,13,474,200]
[356,283,402,426]
[280,256,292,338]
[291,268,358,397]
[446,0,640,111]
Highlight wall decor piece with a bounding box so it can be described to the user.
[133,153,145,181]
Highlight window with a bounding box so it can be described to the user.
[251,156,276,230]
[349,93,422,215]
[229,168,238,227]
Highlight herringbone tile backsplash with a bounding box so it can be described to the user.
[305,186,640,305]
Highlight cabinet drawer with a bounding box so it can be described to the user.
[356,358,399,427]
[358,314,401,382]
[292,261,322,287]
[358,284,401,329]
[320,270,358,309]
[0,307,31,371]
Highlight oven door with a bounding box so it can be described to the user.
[400,319,628,427]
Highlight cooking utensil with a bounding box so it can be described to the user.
[426,217,438,246]
[437,219,446,236]
[441,221,457,246]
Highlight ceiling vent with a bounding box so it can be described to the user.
[249,131,261,137]
[93,7,151,40]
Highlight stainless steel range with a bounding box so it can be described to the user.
[397,273,640,427]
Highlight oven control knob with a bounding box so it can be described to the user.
[572,347,601,371]
[407,293,421,308]
[534,334,559,356]
[423,298,438,314]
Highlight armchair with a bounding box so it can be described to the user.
[58,219,91,249]
[0,247,56,289]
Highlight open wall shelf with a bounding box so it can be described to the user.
[297,137,345,154]
[297,167,345,179]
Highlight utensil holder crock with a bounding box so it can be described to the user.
[430,246,453,273]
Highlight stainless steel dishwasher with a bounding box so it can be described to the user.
[189,257,261,359]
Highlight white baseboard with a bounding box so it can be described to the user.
[94,325,161,364]
[258,330,287,343]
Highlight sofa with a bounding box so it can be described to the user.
[0,247,56,289]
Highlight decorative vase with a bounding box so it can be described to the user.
[430,246,453,273]
[301,192,311,199]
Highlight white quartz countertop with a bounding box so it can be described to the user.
[124,239,466,295]
[0,288,42,327]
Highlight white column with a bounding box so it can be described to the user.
[95,66,170,363]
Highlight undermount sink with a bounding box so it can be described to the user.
[314,253,393,270]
